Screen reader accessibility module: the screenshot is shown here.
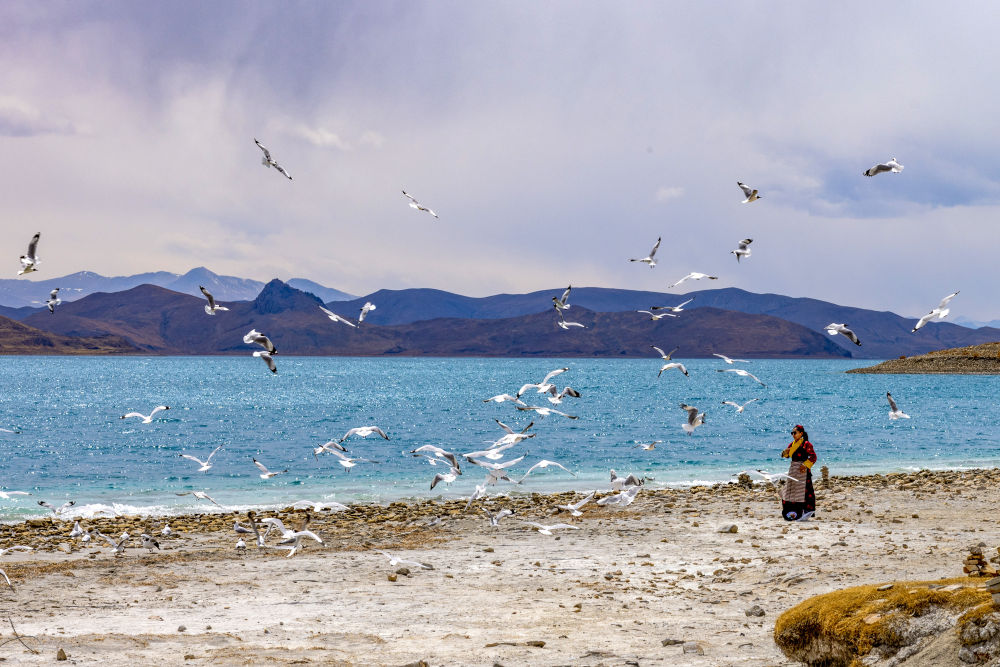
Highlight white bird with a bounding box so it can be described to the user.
[17,232,40,276]
[466,455,526,475]
[199,286,229,315]
[555,491,596,517]
[887,392,911,420]
[825,323,862,346]
[254,138,292,180]
[557,312,586,329]
[746,469,796,485]
[319,305,357,328]
[523,521,579,536]
[544,386,581,404]
[651,345,679,361]
[375,549,432,569]
[494,418,535,436]
[327,449,378,470]
[402,190,439,219]
[462,441,517,461]
[516,367,570,398]
[552,286,572,312]
[680,403,706,435]
[0,545,31,557]
[721,398,760,413]
[637,310,677,321]
[515,405,578,419]
[257,516,297,542]
[175,490,224,508]
[46,288,61,314]
[731,238,753,262]
[313,440,348,460]
[97,532,128,555]
[667,272,718,289]
[482,394,526,406]
[597,485,641,507]
[651,298,694,313]
[254,350,277,374]
[291,499,350,512]
[465,483,488,509]
[713,353,750,364]
[243,329,277,354]
[0,489,30,500]
[235,537,247,552]
[609,469,644,491]
[253,457,288,479]
[275,530,324,557]
[358,302,376,325]
[161,524,172,537]
[737,181,761,203]
[140,533,160,552]
[912,292,960,333]
[69,521,84,538]
[37,500,75,515]
[629,237,661,268]
[236,511,265,546]
[863,157,904,177]
[430,467,461,489]
[411,445,461,470]
[178,445,224,472]
[482,508,516,527]
[717,368,767,386]
[518,459,576,483]
[0,428,20,434]
[634,441,662,451]
[339,425,390,444]
[121,405,170,424]
[658,362,688,378]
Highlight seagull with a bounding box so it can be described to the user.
[0,428,20,434]
[243,329,277,354]
[887,392,911,420]
[737,181,761,203]
[291,499,350,512]
[825,323,862,346]
[339,425,390,444]
[0,489,30,500]
[69,521,85,538]
[515,405,578,419]
[634,441,662,451]
[746,469,796,485]
[717,368,767,386]
[179,445,224,472]
[198,286,229,315]
[523,521,579,536]
[254,138,292,180]
[552,286,572,313]
[326,449,378,470]
[38,500,75,515]
[482,508,516,527]
[46,288,61,314]
[253,457,289,479]
[462,441,517,461]
[161,524,172,537]
[668,272,718,289]
[518,459,576,483]
[863,157,904,177]
[637,310,677,321]
[254,350,277,374]
[358,301,376,325]
[651,299,694,313]
[713,353,750,364]
[658,362,688,378]
[516,367,570,398]
[555,491,596,516]
[0,545,31,557]
[629,237,661,268]
[410,444,462,471]
[17,232,40,276]
[121,405,170,424]
[235,537,247,552]
[609,469,644,491]
[402,190,439,219]
[97,532,128,555]
[721,398,760,413]
[557,312,586,329]
[482,394,526,406]
[275,530,324,557]
[175,490,223,508]
[140,533,160,552]
[313,440,348,460]
[465,483,488,509]
[319,305,357,328]
[466,455,526,476]
[912,292,960,333]
[597,485,641,507]
[731,238,753,262]
[430,467,461,489]
[235,511,265,546]
[544,386,581,404]
[258,516,297,542]
[375,549,432,569]
[491,419,536,446]
[651,345,679,361]
[680,403,706,435]
[494,418,535,436]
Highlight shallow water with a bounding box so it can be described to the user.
[1,356,997,519]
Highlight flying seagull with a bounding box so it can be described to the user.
[319,305,357,328]
[275,530,324,557]
[555,491,596,516]
[254,138,292,180]
[667,272,718,289]
[680,403,706,435]
[658,362,688,378]
[253,457,289,479]
[713,353,750,364]
[482,394,527,406]
[731,238,752,262]
[552,285,572,313]
[887,392,911,420]
[17,233,40,276]
[721,398,760,413]
[175,490,224,508]
[651,345,679,360]
[737,181,761,203]
[358,301,376,325]
[199,286,229,315]
[254,351,277,374]
[339,426,389,444]
[651,298,694,313]
[38,500,75,515]
[523,521,579,536]
[717,368,767,386]
[515,405,578,419]
[178,444,224,472]
[243,329,277,354]
[557,312,586,329]
[46,288,61,314]
[863,158,904,177]
[375,549,432,570]
[637,310,677,321]
[912,292,960,333]
[629,237,661,268]
[430,466,461,489]
[121,405,170,424]
[518,459,577,483]
[0,489,30,500]
[482,508,516,527]
[402,190,439,219]
[544,385,581,404]
[634,441,662,451]
[516,367,570,398]
[825,322,862,346]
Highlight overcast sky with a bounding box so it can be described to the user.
[2,2,999,318]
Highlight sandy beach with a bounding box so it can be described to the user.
[0,469,997,666]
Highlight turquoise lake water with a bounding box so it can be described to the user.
[0,356,997,520]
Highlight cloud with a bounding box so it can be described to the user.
[0,97,80,137]
[288,123,352,151]
[654,186,684,203]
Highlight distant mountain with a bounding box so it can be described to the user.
[0,314,139,355]
[954,316,1000,329]
[20,280,849,358]
[329,286,1000,359]
[0,267,353,308]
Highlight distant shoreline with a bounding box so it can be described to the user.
[847,341,1000,374]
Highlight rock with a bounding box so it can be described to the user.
[387,573,398,582]
[523,640,545,647]
[661,638,684,646]
[57,648,67,661]
[717,524,738,534]
[877,583,893,591]
[682,641,704,655]
[396,567,410,576]
[745,605,765,617]
[177,625,187,632]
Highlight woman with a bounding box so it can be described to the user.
[779,425,816,521]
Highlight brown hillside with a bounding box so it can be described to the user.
[0,315,140,355]
[847,342,1000,374]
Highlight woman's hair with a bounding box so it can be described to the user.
[793,425,809,441]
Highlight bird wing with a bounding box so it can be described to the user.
[737,182,753,197]
[402,190,417,203]
[371,426,390,440]
[26,233,40,260]
[253,458,270,475]
[149,406,169,418]
[179,454,207,467]
[649,237,661,257]
[887,392,899,412]
[540,367,569,385]
[559,286,571,303]
[319,306,357,327]
[938,291,960,309]
[255,139,272,161]
[722,401,739,408]
[199,286,217,309]
[254,351,277,372]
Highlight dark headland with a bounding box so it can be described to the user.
[847,342,1000,374]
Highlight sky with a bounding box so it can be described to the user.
[2,2,1000,319]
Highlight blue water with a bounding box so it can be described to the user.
[0,356,997,520]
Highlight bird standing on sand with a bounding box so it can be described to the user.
[140,533,160,552]
[254,138,292,180]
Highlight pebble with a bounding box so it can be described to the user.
[682,641,704,655]
[744,605,765,617]
[717,524,738,533]
[57,648,67,661]
[877,583,894,591]
[387,573,398,582]
[661,638,684,646]
[177,625,187,632]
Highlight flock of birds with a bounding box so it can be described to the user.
[0,145,962,564]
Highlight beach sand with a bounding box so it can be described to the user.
[0,469,997,666]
